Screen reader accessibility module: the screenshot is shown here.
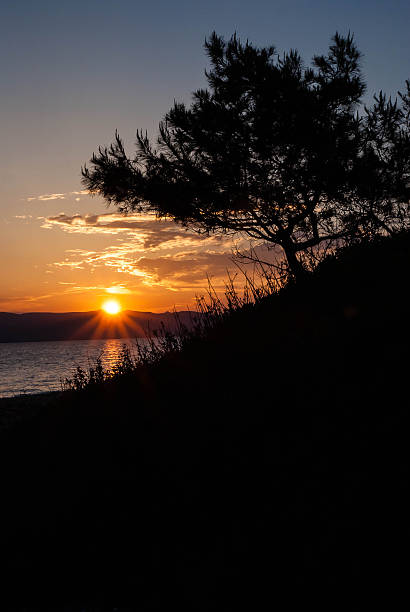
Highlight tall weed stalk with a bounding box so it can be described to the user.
[62,261,285,392]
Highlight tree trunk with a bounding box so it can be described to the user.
[282,242,307,282]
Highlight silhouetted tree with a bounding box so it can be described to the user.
[346,80,410,240]
[82,33,409,279]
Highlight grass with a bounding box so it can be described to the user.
[62,258,287,392]
[63,229,409,395]
[1,231,410,606]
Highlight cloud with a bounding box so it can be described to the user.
[43,208,280,294]
[105,286,133,294]
[128,251,249,289]
[26,190,90,202]
[57,284,134,295]
[49,238,239,289]
[19,293,55,303]
[63,285,107,293]
[42,212,225,253]
[27,193,66,202]
[42,212,195,243]
[52,260,86,270]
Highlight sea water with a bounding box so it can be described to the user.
[0,337,143,398]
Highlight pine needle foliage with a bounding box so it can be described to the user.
[82,32,409,279]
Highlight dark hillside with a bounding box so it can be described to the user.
[0,233,409,606]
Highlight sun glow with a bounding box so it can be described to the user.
[102,299,122,315]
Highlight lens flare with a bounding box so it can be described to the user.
[102,299,121,315]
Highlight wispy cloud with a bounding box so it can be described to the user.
[43,209,276,293]
[28,193,66,202]
[52,261,86,270]
[19,293,55,303]
[130,252,241,288]
[56,284,134,295]
[26,190,90,202]
[105,285,133,294]
[42,212,230,255]
[49,243,241,290]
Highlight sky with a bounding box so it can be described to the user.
[1,0,409,312]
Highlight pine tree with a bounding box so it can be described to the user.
[82,33,409,278]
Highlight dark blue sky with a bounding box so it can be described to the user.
[1,1,409,312]
[2,0,409,196]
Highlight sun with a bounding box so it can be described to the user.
[102,299,122,315]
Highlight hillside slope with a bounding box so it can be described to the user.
[0,233,409,606]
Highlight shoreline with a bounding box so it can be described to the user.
[0,389,61,403]
[0,390,62,432]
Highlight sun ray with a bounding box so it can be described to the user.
[68,305,148,342]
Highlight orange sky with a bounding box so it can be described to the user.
[1,189,262,313]
[3,3,407,314]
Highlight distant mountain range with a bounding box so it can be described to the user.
[0,310,198,343]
